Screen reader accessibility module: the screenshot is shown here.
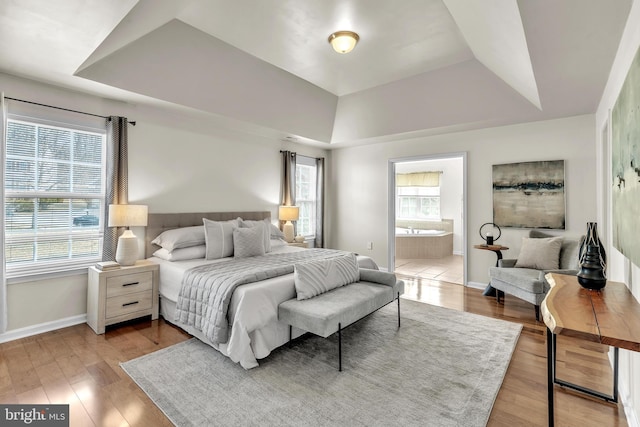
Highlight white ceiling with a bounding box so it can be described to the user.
[0,0,632,146]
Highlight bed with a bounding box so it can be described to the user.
[145,211,379,369]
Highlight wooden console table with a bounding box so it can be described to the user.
[541,273,640,427]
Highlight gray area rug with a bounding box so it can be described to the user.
[121,299,522,427]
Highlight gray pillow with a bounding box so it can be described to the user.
[515,237,563,270]
[239,218,271,252]
[203,218,239,260]
[294,253,360,300]
[233,225,266,258]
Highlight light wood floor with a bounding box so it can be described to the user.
[0,279,629,427]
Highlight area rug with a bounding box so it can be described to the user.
[121,299,521,427]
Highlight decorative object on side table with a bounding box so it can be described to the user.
[279,205,299,243]
[108,204,148,266]
[577,222,607,290]
[479,222,501,246]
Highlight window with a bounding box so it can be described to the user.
[295,156,317,237]
[4,117,106,276]
[397,186,440,220]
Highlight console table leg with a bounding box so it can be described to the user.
[547,327,555,427]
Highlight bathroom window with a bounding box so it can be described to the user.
[397,186,440,220]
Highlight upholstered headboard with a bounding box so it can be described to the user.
[145,211,271,258]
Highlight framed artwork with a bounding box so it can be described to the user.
[611,43,640,267]
[493,160,565,229]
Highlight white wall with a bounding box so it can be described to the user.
[0,72,328,333]
[395,157,464,254]
[595,0,640,425]
[329,114,597,285]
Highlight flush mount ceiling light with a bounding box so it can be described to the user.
[328,31,360,54]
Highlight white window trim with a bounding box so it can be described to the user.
[4,114,107,279]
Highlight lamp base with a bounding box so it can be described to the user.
[115,229,139,266]
[283,221,294,243]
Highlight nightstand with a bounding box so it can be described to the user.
[87,260,159,334]
[288,242,308,248]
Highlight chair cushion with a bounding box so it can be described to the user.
[489,267,546,294]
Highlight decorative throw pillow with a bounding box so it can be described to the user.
[515,237,563,270]
[239,218,271,252]
[233,225,267,258]
[203,218,239,260]
[294,253,360,300]
[151,225,205,252]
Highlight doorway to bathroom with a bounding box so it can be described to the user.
[388,153,466,294]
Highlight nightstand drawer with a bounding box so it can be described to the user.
[106,272,153,297]
[106,291,153,319]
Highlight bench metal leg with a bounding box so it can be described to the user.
[338,323,342,372]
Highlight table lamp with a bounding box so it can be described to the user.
[108,204,148,265]
[279,205,299,243]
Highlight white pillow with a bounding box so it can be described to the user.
[153,245,206,261]
[515,237,563,270]
[233,226,266,258]
[269,238,287,249]
[294,253,360,300]
[269,223,285,240]
[151,225,205,252]
[239,218,271,252]
[203,218,239,260]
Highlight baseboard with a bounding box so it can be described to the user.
[467,281,487,290]
[0,314,87,343]
[613,349,640,427]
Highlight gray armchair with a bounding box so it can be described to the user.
[488,230,584,321]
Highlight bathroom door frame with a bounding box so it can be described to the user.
[388,152,468,285]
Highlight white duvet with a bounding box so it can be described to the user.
[148,244,378,369]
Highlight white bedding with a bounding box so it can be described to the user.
[148,244,378,369]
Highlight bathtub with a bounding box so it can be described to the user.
[395,227,447,235]
[395,229,453,259]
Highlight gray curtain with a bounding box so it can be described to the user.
[102,116,129,261]
[280,150,297,233]
[315,157,325,248]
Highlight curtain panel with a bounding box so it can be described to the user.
[314,157,325,248]
[280,151,297,233]
[102,116,129,261]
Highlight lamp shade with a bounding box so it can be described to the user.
[108,204,148,227]
[279,205,299,221]
[328,31,359,54]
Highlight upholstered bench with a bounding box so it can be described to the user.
[278,266,404,371]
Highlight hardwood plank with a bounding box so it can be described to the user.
[42,377,95,427]
[16,386,49,404]
[71,377,129,427]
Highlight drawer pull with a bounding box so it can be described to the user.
[122,282,139,287]
[122,301,139,307]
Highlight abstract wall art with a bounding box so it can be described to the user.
[611,43,640,267]
[493,160,565,229]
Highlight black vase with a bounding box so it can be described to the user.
[577,245,607,289]
[577,222,607,290]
